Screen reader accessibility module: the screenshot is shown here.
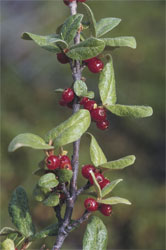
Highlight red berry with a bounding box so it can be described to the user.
[87,58,104,73]
[100,179,110,189]
[91,107,107,122]
[83,57,96,64]
[59,99,67,106]
[57,52,70,64]
[100,204,112,216]
[62,88,74,103]
[84,198,98,212]
[82,165,96,179]
[46,155,60,170]
[96,120,109,130]
[59,155,71,164]
[60,162,72,170]
[88,172,105,185]
[80,97,89,105]
[84,100,96,111]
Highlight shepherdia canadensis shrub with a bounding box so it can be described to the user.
[1,1,153,249]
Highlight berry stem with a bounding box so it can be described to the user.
[52,1,84,249]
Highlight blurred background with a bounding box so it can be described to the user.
[1,0,165,249]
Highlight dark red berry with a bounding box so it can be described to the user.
[60,193,66,200]
[84,198,98,212]
[84,100,96,111]
[87,58,104,73]
[80,97,89,105]
[96,120,109,130]
[46,155,60,170]
[88,172,105,185]
[100,179,110,189]
[100,204,112,216]
[62,88,74,103]
[57,52,70,64]
[82,165,96,179]
[83,57,96,64]
[60,162,72,170]
[59,155,71,164]
[91,107,107,122]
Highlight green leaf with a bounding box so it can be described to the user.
[85,91,95,99]
[96,17,121,38]
[45,110,91,147]
[0,227,20,236]
[83,216,107,250]
[21,32,67,52]
[56,169,73,183]
[32,223,58,240]
[89,171,102,199]
[100,155,136,170]
[8,133,54,152]
[1,239,15,250]
[102,36,136,49]
[98,197,131,205]
[43,193,59,207]
[101,179,123,198]
[87,133,107,167]
[8,186,35,237]
[106,104,153,118]
[60,14,83,44]
[33,185,46,202]
[99,56,116,106]
[82,3,96,37]
[73,80,88,97]
[67,38,105,60]
[7,232,19,242]
[38,173,59,190]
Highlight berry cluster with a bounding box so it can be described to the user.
[59,88,75,107]
[82,165,112,216]
[80,97,109,130]
[63,0,86,6]
[46,154,72,170]
[84,57,104,74]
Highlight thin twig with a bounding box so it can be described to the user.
[76,181,91,196]
[66,210,91,233]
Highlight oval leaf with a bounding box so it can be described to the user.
[89,171,102,199]
[56,169,73,183]
[82,3,96,37]
[32,223,58,240]
[42,193,59,207]
[21,32,67,52]
[33,185,46,202]
[101,179,123,198]
[83,216,107,250]
[87,133,107,167]
[98,197,131,205]
[96,17,121,38]
[1,239,15,250]
[60,14,83,44]
[106,104,153,118]
[73,80,88,97]
[102,36,136,49]
[67,38,105,60]
[8,133,54,152]
[45,110,91,147]
[38,173,59,189]
[8,186,35,237]
[100,155,136,170]
[99,56,116,106]
[85,91,95,99]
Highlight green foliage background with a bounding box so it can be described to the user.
[1,1,165,249]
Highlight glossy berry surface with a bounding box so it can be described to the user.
[59,155,71,164]
[60,162,72,170]
[82,165,96,179]
[91,107,107,122]
[84,198,98,212]
[100,179,110,189]
[62,88,74,103]
[88,172,105,185]
[100,204,112,216]
[80,97,89,105]
[84,100,96,111]
[46,155,60,170]
[87,58,104,73]
[96,120,109,130]
[57,52,70,64]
